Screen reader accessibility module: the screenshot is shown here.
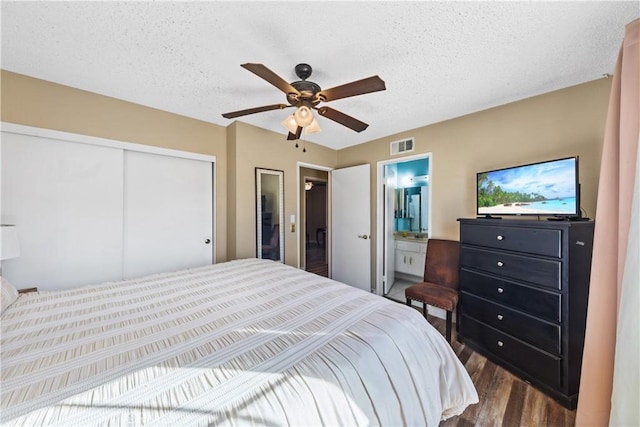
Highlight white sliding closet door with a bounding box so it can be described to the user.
[1,133,124,289]
[123,151,213,279]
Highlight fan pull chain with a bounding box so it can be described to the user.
[301,128,307,153]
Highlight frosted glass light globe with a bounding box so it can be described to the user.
[294,106,314,127]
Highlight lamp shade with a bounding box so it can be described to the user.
[281,115,299,134]
[305,117,321,134]
[0,225,20,260]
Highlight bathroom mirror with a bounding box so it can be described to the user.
[394,185,429,234]
[256,168,284,262]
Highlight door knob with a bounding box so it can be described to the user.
[205,239,211,244]
[357,234,370,240]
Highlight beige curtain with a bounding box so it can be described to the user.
[576,18,639,426]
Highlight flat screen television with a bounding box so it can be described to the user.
[477,156,580,218]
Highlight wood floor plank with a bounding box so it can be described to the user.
[520,384,549,426]
[457,344,473,366]
[565,407,576,427]
[546,397,566,426]
[501,379,526,426]
[452,355,496,425]
[475,366,514,426]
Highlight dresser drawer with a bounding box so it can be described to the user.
[460,315,562,388]
[460,269,561,322]
[461,247,561,290]
[461,223,561,258]
[461,293,561,354]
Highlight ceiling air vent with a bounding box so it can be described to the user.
[390,137,415,155]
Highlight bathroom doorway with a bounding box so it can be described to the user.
[376,153,431,299]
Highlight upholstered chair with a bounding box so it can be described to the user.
[405,239,460,343]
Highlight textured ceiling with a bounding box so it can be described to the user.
[1,2,638,150]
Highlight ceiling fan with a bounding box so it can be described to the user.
[222,63,386,140]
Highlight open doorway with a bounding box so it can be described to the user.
[304,178,328,277]
[299,166,329,277]
[377,154,431,300]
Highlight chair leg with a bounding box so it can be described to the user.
[445,310,452,343]
[422,303,427,318]
[406,298,411,306]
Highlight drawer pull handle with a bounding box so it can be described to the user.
[497,314,504,320]
[497,287,504,294]
[497,261,504,267]
[496,235,504,241]
[497,340,504,347]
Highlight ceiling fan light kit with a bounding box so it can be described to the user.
[222,63,386,141]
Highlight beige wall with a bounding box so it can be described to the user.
[1,70,611,284]
[338,78,611,288]
[1,70,229,262]
[225,122,337,265]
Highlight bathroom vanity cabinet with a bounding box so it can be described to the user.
[394,240,427,278]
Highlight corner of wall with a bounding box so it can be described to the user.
[226,122,238,260]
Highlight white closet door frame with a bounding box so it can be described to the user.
[0,123,216,289]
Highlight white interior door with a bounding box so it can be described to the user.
[384,165,396,294]
[123,151,213,279]
[1,132,124,290]
[331,164,370,291]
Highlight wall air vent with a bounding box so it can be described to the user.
[390,137,415,155]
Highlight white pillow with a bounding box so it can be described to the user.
[1,276,19,314]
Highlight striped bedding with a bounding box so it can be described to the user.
[1,258,477,426]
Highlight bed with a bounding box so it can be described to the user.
[1,258,478,426]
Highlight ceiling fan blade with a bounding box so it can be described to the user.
[316,76,386,102]
[287,127,303,140]
[317,107,369,132]
[222,103,289,119]
[241,63,300,95]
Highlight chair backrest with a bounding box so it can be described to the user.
[423,239,460,290]
[269,224,280,246]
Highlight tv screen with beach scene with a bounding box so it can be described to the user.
[477,157,579,217]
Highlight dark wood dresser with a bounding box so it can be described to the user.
[457,218,594,409]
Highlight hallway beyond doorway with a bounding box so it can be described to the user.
[305,241,328,277]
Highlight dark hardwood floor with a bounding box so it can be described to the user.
[417,314,576,427]
[305,241,328,277]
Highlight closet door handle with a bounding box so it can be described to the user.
[205,239,211,244]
